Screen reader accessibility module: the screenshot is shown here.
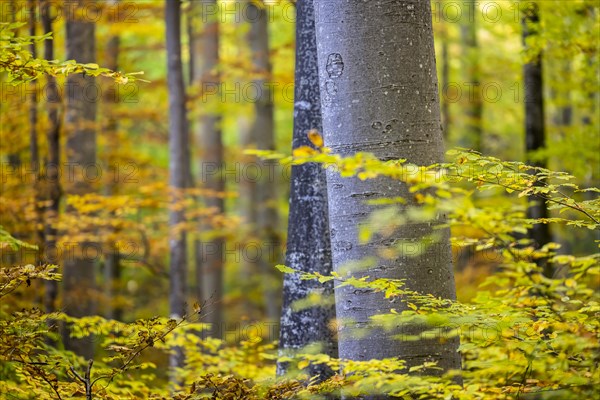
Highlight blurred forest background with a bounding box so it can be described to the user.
[0,0,598,398]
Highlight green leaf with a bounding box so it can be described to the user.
[275,264,296,274]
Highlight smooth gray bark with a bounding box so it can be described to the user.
[314,0,461,384]
[441,29,450,140]
[62,0,97,359]
[522,3,552,277]
[244,1,280,322]
[166,0,189,369]
[42,0,61,317]
[189,0,224,338]
[277,0,337,381]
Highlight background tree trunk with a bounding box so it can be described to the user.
[238,114,259,320]
[28,0,42,247]
[62,0,97,359]
[238,2,259,320]
[522,3,552,277]
[5,0,22,169]
[165,0,189,370]
[277,0,337,380]
[244,0,280,322]
[102,27,122,321]
[461,0,483,152]
[42,0,61,318]
[314,0,461,380]
[189,0,224,339]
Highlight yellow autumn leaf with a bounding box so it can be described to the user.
[307,129,324,147]
[193,302,202,314]
[565,278,577,288]
[293,146,317,157]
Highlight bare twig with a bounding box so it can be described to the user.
[70,359,94,400]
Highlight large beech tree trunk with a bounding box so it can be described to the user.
[165,0,189,369]
[189,0,224,338]
[277,0,337,380]
[522,3,552,277]
[314,0,461,380]
[440,25,450,140]
[62,0,97,359]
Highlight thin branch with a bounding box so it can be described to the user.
[462,173,599,225]
[70,359,93,400]
[17,354,62,400]
[92,317,187,389]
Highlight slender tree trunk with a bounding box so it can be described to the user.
[1,1,23,277]
[277,0,337,380]
[245,0,280,323]
[28,0,43,248]
[189,0,224,339]
[166,0,189,370]
[236,2,257,320]
[549,61,572,278]
[581,4,599,207]
[454,1,483,270]
[238,124,259,320]
[314,0,461,387]
[552,61,572,130]
[28,0,38,170]
[102,26,123,321]
[4,2,22,182]
[62,0,97,359]
[42,0,61,317]
[461,0,483,152]
[522,3,552,277]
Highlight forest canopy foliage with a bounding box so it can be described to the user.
[1,22,143,84]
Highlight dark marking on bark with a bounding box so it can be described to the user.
[350,192,381,198]
[326,53,344,78]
